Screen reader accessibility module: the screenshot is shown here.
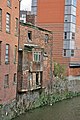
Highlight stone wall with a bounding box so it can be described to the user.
[1,79,80,120]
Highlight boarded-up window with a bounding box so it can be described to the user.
[4,74,9,88]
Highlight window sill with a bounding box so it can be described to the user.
[5,61,10,64]
[15,33,18,37]
[13,82,17,85]
[27,39,32,42]
[7,5,11,9]
[6,31,10,34]
[4,85,9,88]
[14,62,17,64]
[33,61,41,63]
[29,85,42,91]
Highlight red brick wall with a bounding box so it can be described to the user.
[0,0,19,104]
[37,0,80,77]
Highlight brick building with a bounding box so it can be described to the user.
[32,0,80,80]
[0,0,19,104]
[20,10,36,25]
[18,22,53,93]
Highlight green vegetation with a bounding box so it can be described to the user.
[33,91,80,107]
[54,62,66,80]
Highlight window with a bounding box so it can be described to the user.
[36,73,39,85]
[65,6,76,16]
[64,23,75,32]
[0,9,2,30]
[7,0,11,7]
[22,14,26,18]
[31,7,37,15]
[72,32,75,39]
[6,13,10,33]
[4,74,9,88]
[45,34,49,43]
[64,15,76,23]
[33,52,41,62]
[71,49,74,56]
[64,49,67,56]
[5,44,9,64]
[14,46,17,63]
[13,73,17,84]
[15,18,18,36]
[65,0,71,5]
[72,15,76,23]
[64,32,67,39]
[28,31,32,41]
[0,41,1,64]
[73,0,77,7]
[65,0,77,6]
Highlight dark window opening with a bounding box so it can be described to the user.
[45,34,49,43]
[72,32,75,40]
[36,73,39,85]
[14,73,17,84]
[71,49,74,57]
[28,31,32,41]
[64,49,66,56]
[64,32,67,39]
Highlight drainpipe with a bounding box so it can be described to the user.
[16,0,22,100]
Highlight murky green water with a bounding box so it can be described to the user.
[14,97,80,120]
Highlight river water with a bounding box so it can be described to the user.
[14,96,80,120]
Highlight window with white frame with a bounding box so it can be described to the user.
[73,0,77,7]
[72,15,76,23]
[64,15,76,23]
[6,13,10,33]
[65,6,76,16]
[65,0,71,5]
[33,52,41,62]
[5,44,9,63]
[7,0,11,7]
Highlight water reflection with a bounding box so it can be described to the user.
[14,97,80,120]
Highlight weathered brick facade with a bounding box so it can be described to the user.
[18,23,53,93]
[0,0,19,104]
